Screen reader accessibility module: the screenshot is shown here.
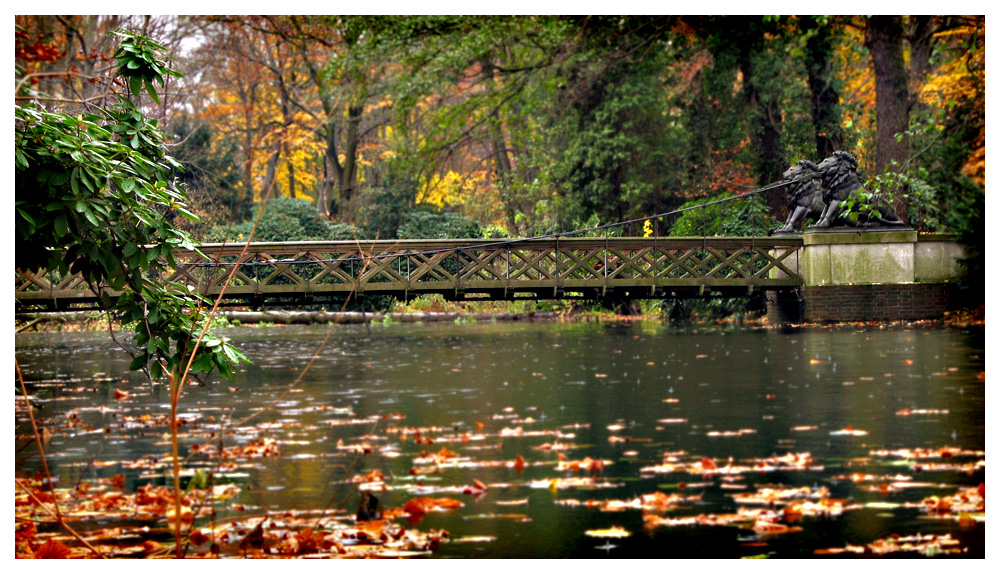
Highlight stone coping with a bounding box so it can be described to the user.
[798,229,917,245]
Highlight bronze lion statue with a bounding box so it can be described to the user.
[776,151,905,232]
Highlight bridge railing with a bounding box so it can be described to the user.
[15,237,803,309]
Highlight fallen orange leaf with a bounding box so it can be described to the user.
[33,539,72,559]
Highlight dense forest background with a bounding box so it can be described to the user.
[15,15,984,261]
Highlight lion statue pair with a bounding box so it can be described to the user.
[776,151,906,233]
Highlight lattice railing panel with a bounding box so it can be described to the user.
[15,238,802,308]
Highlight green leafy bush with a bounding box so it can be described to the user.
[396,209,482,239]
[669,193,774,237]
[203,197,367,243]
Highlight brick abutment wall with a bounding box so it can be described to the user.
[767,282,963,324]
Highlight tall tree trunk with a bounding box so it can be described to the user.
[287,148,296,199]
[480,57,521,232]
[742,65,786,218]
[261,140,282,199]
[865,16,911,220]
[317,157,331,217]
[907,16,935,101]
[340,104,363,209]
[802,17,844,157]
[325,104,363,217]
[325,124,343,214]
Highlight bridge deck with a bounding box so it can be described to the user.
[15,237,803,310]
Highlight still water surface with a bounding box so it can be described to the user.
[15,321,985,558]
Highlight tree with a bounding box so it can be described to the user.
[263,16,395,217]
[168,113,247,234]
[864,16,911,218]
[360,16,566,233]
[799,16,845,157]
[15,28,248,382]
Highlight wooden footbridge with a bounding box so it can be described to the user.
[15,237,804,311]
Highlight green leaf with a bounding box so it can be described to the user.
[129,354,148,371]
[82,207,99,227]
[185,470,208,493]
[144,79,160,105]
[17,208,35,229]
[53,215,68,237]
[191,352,214,372]
[128,76,142,96]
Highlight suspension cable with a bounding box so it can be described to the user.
[189,180,792,269]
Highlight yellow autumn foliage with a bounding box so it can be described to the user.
[418,170,487,208]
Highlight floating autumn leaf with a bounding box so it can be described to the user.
[533,442,570,451]
[815,533,966,556]
[585,526,631,538]
[189,529,210,546]
[914,485,984,516]
[32,539,73,559]
[556,457,608,473]
[829,426,868,436]
[895,408,949,416]
[752,521,803,535]
[238,518,266,553]
[529,477,622,490]
[706,429,756,437]
[870,446,984,459]
[644,511,749,529]
[401,496,464,519]
[113,389,130,400]
[514,454,525,472]
[166,504,195,524]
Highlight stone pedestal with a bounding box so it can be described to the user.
[768,230,966,323]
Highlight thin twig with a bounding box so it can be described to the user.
[15,359,58,518]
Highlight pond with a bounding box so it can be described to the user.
[15,320,985,558]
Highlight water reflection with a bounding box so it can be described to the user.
[15,322,985,558]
